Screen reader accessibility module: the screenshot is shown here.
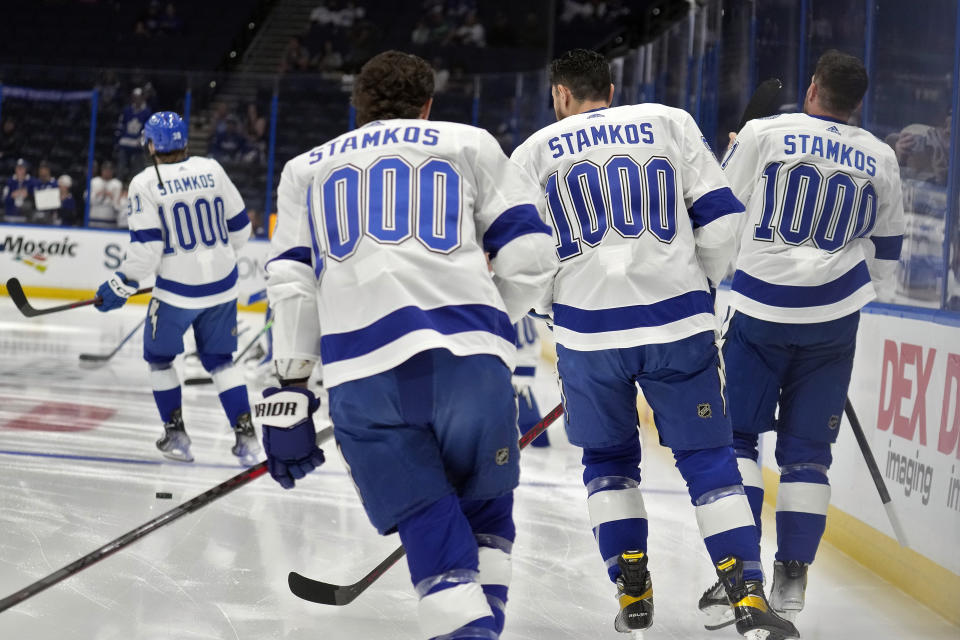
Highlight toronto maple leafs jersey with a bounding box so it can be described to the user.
[266,118,556,388]
[722,113,905,323]
[511,104,745,351]
[120,156,251,309]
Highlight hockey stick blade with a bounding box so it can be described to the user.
[182,319,274,385]
[287,402,565,606]
[79,318,147,364]
[738,77,783,130]
[0,426,334,613]
[6,277,153,318]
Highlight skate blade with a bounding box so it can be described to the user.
[701,604,736,630]
[161,449,194,463]
[743,626,800,640]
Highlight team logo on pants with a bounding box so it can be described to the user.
[697,403,712,419]
[495,447,509,465]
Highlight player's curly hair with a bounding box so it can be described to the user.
[549,49,611,102]
[352,51,435,126]
[814,50,868,116]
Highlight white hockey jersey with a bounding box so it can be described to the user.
[511,104,744,350]
[513,316,541,381]
[88,175,124,228]
[120,156,250,309]
[722,113,905,323]
[266,118,557,388]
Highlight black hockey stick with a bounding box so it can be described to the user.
[738,77,783,130]
[0,426,334,614]
[79,317,147,364]
[5,277,153,318]
[287,401,565,606]
[183,319,275,386]
[843,399,909,546]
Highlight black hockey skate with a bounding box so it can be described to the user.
[769,561,808,623]
[156,408,194,462]
[699,577,736,630]
[614,550,653,635]
[714,556,799,640]
[231,412,261,467]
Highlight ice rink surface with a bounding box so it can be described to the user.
[0,296,957,639]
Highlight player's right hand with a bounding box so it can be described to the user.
[253,386,325,489]
[95,272,138,312]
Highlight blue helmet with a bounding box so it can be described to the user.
[142,111,188,153]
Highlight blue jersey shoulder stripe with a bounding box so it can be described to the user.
[155,265,238,297]
[130,228,162,243]
[731,262,871,308]
[482,204,552,258]
[688,187,745,229]
[227,209,250,232]
[321,303,514,364]
[265,246,312,269]
[513,365,536,377]
[870,234,904,261]
[553,290,714,333]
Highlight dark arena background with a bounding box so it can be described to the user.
[0,1,957,638]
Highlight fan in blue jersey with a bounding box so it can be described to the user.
[94,111,259,467]
[257,51,556,640]
[511,49,798,640]
[698,51,906,630]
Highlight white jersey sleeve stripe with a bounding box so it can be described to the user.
[553,290,713,332]
[481,203,552,257]
[266,246,313,269]
[870,234,903,260]
[155,265,238,298]
[731,262,871,307]
[320,303,513,365]
[130,228,163,243]
[688,186,745,227]
[226,209,250,231]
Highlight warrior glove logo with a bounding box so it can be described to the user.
[495,447,509,465]
[828,415,840,430]
[697,403,713,419]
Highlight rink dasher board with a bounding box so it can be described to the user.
[0,224,270,310]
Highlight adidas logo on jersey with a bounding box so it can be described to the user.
[826,125,841,135]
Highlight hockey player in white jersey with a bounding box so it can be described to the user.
[513,316,549,447]
[94,111,260,466]
[698,50,906,629]
[255,52,555,640]
[511,49,798,639]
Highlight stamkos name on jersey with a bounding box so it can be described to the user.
[548,122,655,158]
[157,173,217,196]
[784,134,878,176]
[309,125,440,163]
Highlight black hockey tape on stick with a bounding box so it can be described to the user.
[0,426,334,614]
[843,399,909,547]
[287,401,566,606]
[6,277,153,318]
[183,319,275,385]
[79,317,147,364]
[738,77,783,131]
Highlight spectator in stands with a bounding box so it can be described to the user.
[244,103,269,164]
[248,208,265,238]
[2,159,32,224]
[134,19,151,38]
[433,57,450,92]
[114,87,151,180]
[454,11,485,47]
[159,2,183,35]
[0,118,21,165]
[88,161,124,228]
[144,0,162,33]
[315,40,344,73]
[411,19,430,45]
[209,116,254,163]
[279,36,310,73]
[210,101,230,136]
[888,110,950,185]
[55,175,77,227]
[29,160,59,225]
